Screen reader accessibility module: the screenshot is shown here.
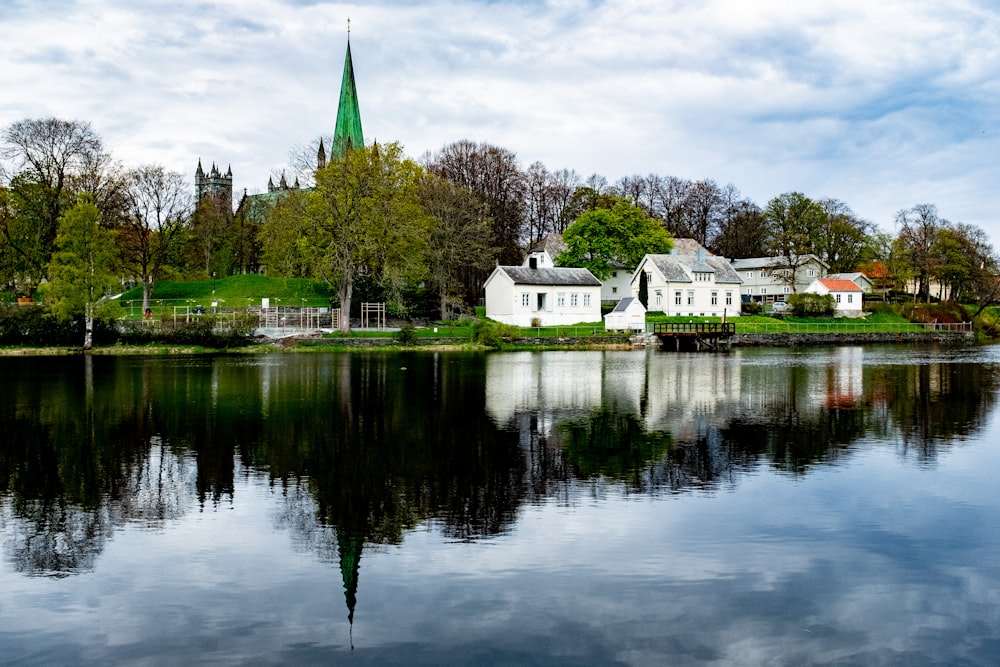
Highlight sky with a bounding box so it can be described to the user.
[2,0,998,241]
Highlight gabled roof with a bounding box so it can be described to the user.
[731,255,830,270]
[828,272,872,283]
[640,253,742,284]
[818,278,863,292]
[494,265,601,287]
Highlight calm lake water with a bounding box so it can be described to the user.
[2,346,1000,666]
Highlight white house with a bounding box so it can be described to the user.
[730,255,828,304]
[630,243,743,318]
[805,278,865,316]
[604,296,646,331]
[484,250,602,326]
[601,263,635,304]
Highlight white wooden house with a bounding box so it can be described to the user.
[805,278,865,316]
[630,243,743,318]
[827,272,874,294]
[484,251,602,326]
[604,297,646,331]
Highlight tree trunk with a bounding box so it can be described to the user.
[338,279,353,333]
[84,314,93,351]
[142,280,154,313]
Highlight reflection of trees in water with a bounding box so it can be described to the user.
[3,351,998,586]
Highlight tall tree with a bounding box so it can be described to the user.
[764,192,826,292]
[118,165,191,312]
[47,195,121,350]
[419,174,497,319]
[711,186,766,259]
[555,198,673,279]
[300,142,430,331]
[816,198,874,273]
[895,204,943,302]
[426,140,525,265]
[0,118,105,294]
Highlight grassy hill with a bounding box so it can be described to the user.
[118,275,333,316]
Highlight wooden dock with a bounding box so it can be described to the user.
[652,322,736,351]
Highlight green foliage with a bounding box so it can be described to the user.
[786,292,835,316]
[0,303,118,346]
[556,199,672,279]
[47,196,123,326]
[473,319,520,349]
[741,300,762,315]
[396,322,418,346]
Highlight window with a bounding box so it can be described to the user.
[570,293,579,307]
[784,286,791,294]
[611,286,618,294]
[656,290,663,307]
[746,288,754,295]
[583,294,591,306]
[687,291,694,305]
[726,291,733,305]
[674,291,682,305]
[847,294,853,303]
[711,291,718,305]
[557,293,565,307]
[761,287,767,295]
[695,272,712,282]
[521,293,530,307]
[807,269,817,277]
[611,271,617,278]
[836,294,842,303]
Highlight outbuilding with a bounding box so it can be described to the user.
[604,296,646,332]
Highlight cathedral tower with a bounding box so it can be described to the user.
[331,38,364,160]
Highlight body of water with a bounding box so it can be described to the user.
[2,346,999,665]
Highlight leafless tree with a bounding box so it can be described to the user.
[119,165,192,311]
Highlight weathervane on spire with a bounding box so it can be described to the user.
[347,17,351,40]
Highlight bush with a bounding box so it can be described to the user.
[473,319,520,349]
[786,293,835,317]
[0,304,119,346]
[396,322,418,346]
[741,301,762,315]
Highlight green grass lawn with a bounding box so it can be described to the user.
[118,275,333,317]
[644,311,926,334]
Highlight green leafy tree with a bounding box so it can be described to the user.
[638,270,649,308]
[297,142,430,331]
[764,192,826,292]
[47,195,122,350]
[555,199,673,279]
[1,118,106,295]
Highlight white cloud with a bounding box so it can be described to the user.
[2,0,998,237]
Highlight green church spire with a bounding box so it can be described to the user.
[332,38,364,159]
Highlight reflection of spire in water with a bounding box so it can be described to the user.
[337,526,363,641]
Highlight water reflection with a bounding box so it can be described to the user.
[1,347,998,639]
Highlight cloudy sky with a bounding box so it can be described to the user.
[2,0,998,240]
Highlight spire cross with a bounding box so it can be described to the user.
[347,17,351,39]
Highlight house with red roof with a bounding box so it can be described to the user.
[805,278,865,316]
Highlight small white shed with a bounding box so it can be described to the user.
[604,297,646,331]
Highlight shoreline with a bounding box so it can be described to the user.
[0,330,977,356]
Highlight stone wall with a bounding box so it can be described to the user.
[730,331,974,347]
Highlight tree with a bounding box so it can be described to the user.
[1,118,105,294]
[46,195,121,350]
[895,204,943,302]
[764,192,826,292]
[638,270,649,308]
[815,199,874,273]
[426,140,525,265]
[712,188,766,259]
[419,174,497,320]
[300,142,430,332]
[555,199,673,279]
[118,165,191,312]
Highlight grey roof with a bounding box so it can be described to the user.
[643,253,743,284]
[731,255,829,270]
[497,265,601,287]
[828,272,870,282]
[672,238,713,255]
[611,296,642,313]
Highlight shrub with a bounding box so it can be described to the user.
[741,301,762,315]
[530,317,542,328]
[473,319,519,349]
[787,293,835,317]
[396,322,418,346]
